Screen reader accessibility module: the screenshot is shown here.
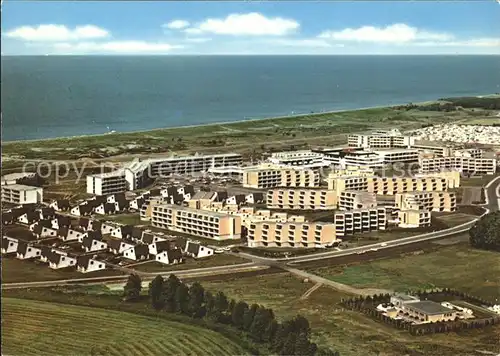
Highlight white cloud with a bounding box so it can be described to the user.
[415,38,500,48]
[163,20,190,30]
[53,41,182,54]
[4,24,110,42]
[319,23,453,43]
[266,38,334,48]
[184,13,299,36]
[185,37,212,43]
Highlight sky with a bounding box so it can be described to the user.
[2,1,499,55]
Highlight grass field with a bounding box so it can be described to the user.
[2,257,124,283]
[131,254,249,272]
[2,297,250,356]
[98,213,144,226]
[197,272,500,356]
[310,243,500,301]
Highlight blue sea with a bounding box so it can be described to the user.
[2,55,499,141]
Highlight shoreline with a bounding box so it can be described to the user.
[0,101,430,145]
[3,93,496,144]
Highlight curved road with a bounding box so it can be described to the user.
[4,176,499,289]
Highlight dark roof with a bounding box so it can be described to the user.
[167,248,183,261]
[149,188,161,196]
[16,242,28,254]
[56,199,71,210]
[131,227,144,239]
[9,207,28,219]
[187,241,201,256]
[89,220,102,231]
[135,197,145,207]
[115,200,129,210]
[47,251,63,264]
[104,203,116,214]
[234,194,246,204]
[79,218,90,228]
[2,212,14,223]
[154,240,172,254]
[176,238,188,251]
[38,219,53,228]
[87,230,103,240]
[40,207,55,218]
[119,225,133,237]
[23,211,40,223]
[55,215,71,227]
[76,255,91,268]
[93,196,107,204]
[85,200,100,210]
[134,244,149,258]
[406,301,454,315]
[141,232,156,244]
[113,193,127,202]
[183,185,195,195]
[108,239,122,250]
[82,235,99,249]
[166,186,177,196]
[215,191,228,202]
[252,193,264,202]
[32,223,44,236]
[57,226,69,237]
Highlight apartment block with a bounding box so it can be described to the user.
[372,148,419,164]
[397,210,431,228]
[268,150,329,169]
[1,184,43,204]
[149,153,243,176]
[266,188,337,210]
[313,147,383,169]
[347,131,415,149]
[416,171,461,189]
[242,164,320,189]
[86,171,127,196]
[395,191,457,212]
[333,208,387,238]
[124,160,154,191]
[327,166,375,179]
[247,221,337,248]
[338,191,377,210]
[418,157,496,175]
[151,205,241,240]
[328,176,448,196]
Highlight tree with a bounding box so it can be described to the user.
[243,304,259,331]
[204,291,215,318]
[294,332,317,356]
[317,348,340,356]
[231,301,249,329]
[149,275,165,310]
[187,282,205,318]
[280,332,297,356]
[174,283,190,314]
[210,291,229,322]
[163,275,182,312]
[469,211,500,251]
[123,274,142,302]
[250,307,273,342]
[263,319,279,343]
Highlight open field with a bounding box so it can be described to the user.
[196,272,500,356]
[2,104,494,163]
[310,243,500,301]
[2,297,250,356]
[1,257,124,283]
[98,213,144,226]
[131,254,249,272]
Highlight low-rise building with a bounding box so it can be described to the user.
[1,184,43,204]
[247,221,338,248]
[338,191,377,210]
[333,208,387,238]
[419,156,496,175]
[242,164,320,189]
[267,150,329,169]
[266,188,337,210]
[152,205,242,240]
[395,191,457,212]
[313,147,383,169]
[2,237,18,254]
[372,148,419,164]
[77,256,106,273]
[397,210,431,228]
[347,130,415,149]
[390,294,456,323]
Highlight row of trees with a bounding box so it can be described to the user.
[123,274,339,356]
[469,211,500,252]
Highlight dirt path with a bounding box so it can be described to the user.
[300,282,323,300]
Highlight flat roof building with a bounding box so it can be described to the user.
[397,210,431,228]
[347,130,416,149]
[267,150,329,169]
[242,164,320,189]
[313,147,384,169]
[86,170,127,196]
[266,188,337,210]
[372,148,420,164]
[1,184,43,205]
[151,204,241,240]
[338,191,377,211]
[247,221,338,248]
[419,156,496,175]
[333,208,387,238]
[395,191,457,212]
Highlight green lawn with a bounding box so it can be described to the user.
[132,254,249,273]
[311,243,500,301]
[2,298,250,356]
